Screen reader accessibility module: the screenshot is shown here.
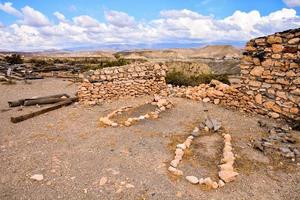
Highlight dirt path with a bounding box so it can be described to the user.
[0,79,299,200]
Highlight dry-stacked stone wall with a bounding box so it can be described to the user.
[78,62,168,105]
[241,28,300,120]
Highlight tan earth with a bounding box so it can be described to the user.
[0,78,299,200]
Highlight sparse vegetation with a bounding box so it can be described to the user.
[166,70,230,86]
[82,58,130,71]
[5,54,23,65]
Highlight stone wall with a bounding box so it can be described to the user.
[241,28,300,120]
[78,62,168,105]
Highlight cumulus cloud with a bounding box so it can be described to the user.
[73,15,100,27]
[160,9,210,19]
[0,5,299,51]
[54,11,66,22]
[283,0,300,7]
[105,10,136,27]
[20,6,50,26]
[0,2,22,17]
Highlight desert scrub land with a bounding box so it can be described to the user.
[0,78,299,200]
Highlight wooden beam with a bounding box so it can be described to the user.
[11,97,78,123]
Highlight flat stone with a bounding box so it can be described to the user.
[250,66,264,76]
[176,143,186,150]
[30,174,44,181]
[218,170,239,183]
[218,180,225,187]
[170,159,180,168]
[185,176,199,184]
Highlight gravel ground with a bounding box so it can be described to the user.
[0,79,299,200]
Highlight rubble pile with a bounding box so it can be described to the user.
[78,62,168,105]
[169,80,252,112]
[253,123,299,161]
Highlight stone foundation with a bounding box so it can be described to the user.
[78,62,168,105]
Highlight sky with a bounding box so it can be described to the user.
[0,0,300,51]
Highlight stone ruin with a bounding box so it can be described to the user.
[78,62,168,105]
[78,28,299,122]
[241,28,300,121]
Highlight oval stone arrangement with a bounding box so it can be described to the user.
[168,127,238,190]
[99,96,174,127]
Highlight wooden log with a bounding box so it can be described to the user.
[23,97,66,106]
[11,97,78,123]
[8,93,70,107]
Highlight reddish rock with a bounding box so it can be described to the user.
[250,66,264,76]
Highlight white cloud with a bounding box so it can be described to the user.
[0,2,22,17]
[20,6,50,26]
[283,0,300,7]
[0,7,300,51]
[54,12,66,22]
[105,10,136,27]
[160,9,210,19]
[73,15,99,27]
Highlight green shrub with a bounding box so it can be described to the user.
[5,54,23,65]
[166,70,230,86]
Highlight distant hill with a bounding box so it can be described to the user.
[116,45,241,60]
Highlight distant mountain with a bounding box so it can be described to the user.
[116,45,241,60]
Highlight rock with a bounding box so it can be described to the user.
[269,112,280,119]
[250,66,264,76]
[184,139,192,148]
[170,159,180,168]
[111,123,118,127]
[176,143,186,150]
[219,163,234,171]
[288,38,300,44]
[125,183,135,188]
[218,170,239,183]
[204,126,209,132]
[124,121,131,127]
[144,114,150,119]
[168,166,183,176]
[218,180,225,187]
[192,131,201,137]
[100,117,113,126]
[199,178,204,184]
[185,176,199,184]
[203,98,210,103]
[99,177,108,186]
[138,115,145,120]
[193,127,199,133]
[187,136,193,140]
[203,177,213,185]
[30,174,44,181]
[212,182,219,189]
[175,148,184,156]
[255,94,263,104]
[272,44,284,53]
[214,99,220,105]
[267,36,282,44]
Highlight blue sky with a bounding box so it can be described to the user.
[0,0,300,51]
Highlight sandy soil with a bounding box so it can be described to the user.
[0,79,299,200]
